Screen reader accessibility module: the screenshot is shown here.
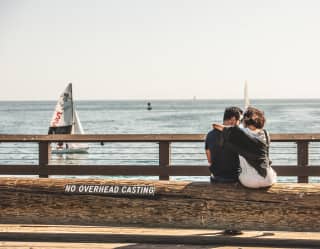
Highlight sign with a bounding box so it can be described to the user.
[64,184,156,197]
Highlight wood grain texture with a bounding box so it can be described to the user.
[0,178,319,232]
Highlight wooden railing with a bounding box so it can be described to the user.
[1,134,320,183]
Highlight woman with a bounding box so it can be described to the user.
[213,107,277,188]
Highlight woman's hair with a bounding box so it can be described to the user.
[243,107,266,129]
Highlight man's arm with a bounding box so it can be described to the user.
[205,133,212,166]
[205,149,211,165]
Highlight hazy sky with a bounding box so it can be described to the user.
[1,0,320,100]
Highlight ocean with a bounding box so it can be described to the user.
[1,99,320,182]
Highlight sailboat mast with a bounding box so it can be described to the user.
[70,82,75,132]
[244,81,250,110]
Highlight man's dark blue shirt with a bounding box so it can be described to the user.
[205,129,240,180]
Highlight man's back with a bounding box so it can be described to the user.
[205,129,240,181]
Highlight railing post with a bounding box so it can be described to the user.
[159,141,171,180]
[297,141,309,183]
[39,142,50,178]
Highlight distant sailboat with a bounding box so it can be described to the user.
[48,83,89,154]
[244,81,250,110]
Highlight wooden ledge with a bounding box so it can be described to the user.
[0,178,319,232]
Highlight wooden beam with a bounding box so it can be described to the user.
[0,165,39,175]
[297,141,309,183]
[1,165,320,177]
[0,134,206,142]
[1,133,320,142]
[270,133,320,142]
[159,142,171,180]
[1,178,320,231]
[38,142,50,178]
[45,165,163,176]
[35,165,320,177]
[273,165,320,176]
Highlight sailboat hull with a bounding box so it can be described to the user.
[51,146,89,154]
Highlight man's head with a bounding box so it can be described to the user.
[223,106,243,126]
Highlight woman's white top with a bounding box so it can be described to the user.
[238,128,277,188]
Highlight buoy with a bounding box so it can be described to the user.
[147,102,152,111]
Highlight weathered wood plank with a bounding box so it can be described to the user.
[0,178,319,232]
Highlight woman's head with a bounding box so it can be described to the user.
[243,107,266,129]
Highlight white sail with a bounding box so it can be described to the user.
[49,83,73,129]
[68,110,88,150]
[244,81,250,110]
[71,111,85,134]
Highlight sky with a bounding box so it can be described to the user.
[1,0,320,100]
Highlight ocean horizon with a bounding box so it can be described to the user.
[1,97,320,102]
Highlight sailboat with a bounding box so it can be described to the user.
[48,83,89,154]
[244,81,250,110]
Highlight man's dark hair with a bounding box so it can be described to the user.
[223,106,243,121]
[243,107,266,129]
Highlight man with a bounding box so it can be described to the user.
[205,106,243,183]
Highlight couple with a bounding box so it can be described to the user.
[205,106,277,188]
